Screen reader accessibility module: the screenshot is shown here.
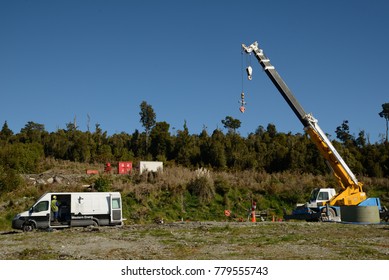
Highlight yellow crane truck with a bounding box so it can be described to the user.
[242,41,388,223]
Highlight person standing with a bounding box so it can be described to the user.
[51,195,60,223]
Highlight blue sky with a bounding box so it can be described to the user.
[1,0,388,143]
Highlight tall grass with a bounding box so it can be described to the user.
[0,163,388,230]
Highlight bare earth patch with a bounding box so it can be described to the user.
[0,222,388,260]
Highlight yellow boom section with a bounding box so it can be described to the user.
[305,126,366,206]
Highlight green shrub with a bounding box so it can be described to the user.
[187,176,215,205]
[0,143,44,173]
[214,178,230,196]
[0,165,23,194]
[94,176,112,192]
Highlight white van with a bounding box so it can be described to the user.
[12,192,123,231]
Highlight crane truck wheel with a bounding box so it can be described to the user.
[320,207,336,222]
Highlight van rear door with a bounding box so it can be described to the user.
[110,194,122,224]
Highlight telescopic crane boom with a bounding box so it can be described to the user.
[242,41,366,206]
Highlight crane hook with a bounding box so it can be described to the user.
[246,66,253,80]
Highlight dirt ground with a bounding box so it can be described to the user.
[0,221,388,260]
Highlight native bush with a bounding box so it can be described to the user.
[0,143,44,173]
[187,169,215,205]
[0,165,24,194]
[93,175,112,192]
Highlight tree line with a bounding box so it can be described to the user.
[1,101,389,181]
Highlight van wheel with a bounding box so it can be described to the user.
[22,222,35,232]
[92,220,99,227]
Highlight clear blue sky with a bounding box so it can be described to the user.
[1,0,388,143]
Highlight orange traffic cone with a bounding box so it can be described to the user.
[251,210,256,222]
[251,201,256,223]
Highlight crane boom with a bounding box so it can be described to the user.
[242,41,366,206]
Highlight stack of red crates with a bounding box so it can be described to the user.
[118,161,132,174]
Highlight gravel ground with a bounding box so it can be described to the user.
[0,221,388,260]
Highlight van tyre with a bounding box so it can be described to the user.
[22,222,35,232]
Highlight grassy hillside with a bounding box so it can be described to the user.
[0,161,388,231]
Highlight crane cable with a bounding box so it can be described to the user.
[240,50,252,113]
[239,51,246,113]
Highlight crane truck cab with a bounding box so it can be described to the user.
[307,188,336,207]
[287,188,340,222]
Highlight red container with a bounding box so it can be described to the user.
[118,161,132,174]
